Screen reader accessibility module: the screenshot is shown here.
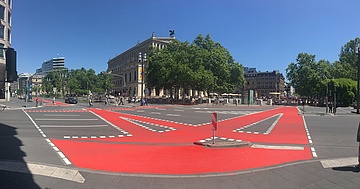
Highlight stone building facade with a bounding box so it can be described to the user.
[107,33,175,98]
[244,67,285,99]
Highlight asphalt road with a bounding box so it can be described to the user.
[1,100,360,188]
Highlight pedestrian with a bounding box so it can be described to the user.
[329,102,333,113]
[35,96,39,107]
[89,98,93,106]
[52,96,55,106]
[119,97,124,105]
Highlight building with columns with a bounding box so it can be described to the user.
[107,33,175,98]
[0,0,12,101]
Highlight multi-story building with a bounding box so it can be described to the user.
[36,56,65,74]
[16,73,31,98]
[107,33,175,97]
[243,67,285,99]
[0,0,12,100]
[30,74,44,96]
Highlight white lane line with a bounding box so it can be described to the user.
[251,144,304,150]
[40,125,108,128]
[35,118,98,121]
[264,113,283,134]
[22,110,73,165]
[302,115,317,158]
[149,112,161,114]
[166,114,180,117]
[43,114,80,117]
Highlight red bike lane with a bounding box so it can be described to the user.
[51,106,313,175]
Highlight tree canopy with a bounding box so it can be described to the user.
[147,34,245,98]
[286,37,360,106]
[41,68,114,97]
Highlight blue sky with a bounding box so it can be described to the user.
[12,0,360,79]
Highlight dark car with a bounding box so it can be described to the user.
[65,97,78,104]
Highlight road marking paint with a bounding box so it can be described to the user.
[302,115,317,158]
[166,114,180,116]
[35,118,98,121]
[43,114,80,117]
[40,125,108,128]
[89,111,132,136]
[150,112,161,114]
[64,136,70,139]
[264,113,283,134]
[57,152,66,158]
[251,144,304,150]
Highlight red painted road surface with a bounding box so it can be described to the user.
[51,106,312,175]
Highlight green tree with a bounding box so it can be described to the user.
[286,53,320,98]
[338,37,360,80]
[147,34,244,99]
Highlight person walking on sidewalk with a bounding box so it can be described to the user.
[119,97,124,105]
[52,96,56,106]
[35,96,39,107]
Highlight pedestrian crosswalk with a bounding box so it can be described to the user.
[195,110,259,115]
[25,109,88,113]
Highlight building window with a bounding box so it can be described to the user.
[129,72,131,82]
[0,24,3,39]
[0,6,4,20]
[134,71,136,81]
[0,43,3,58]
[7,11,10,24]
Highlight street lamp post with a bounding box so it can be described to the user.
[356,42,360,114]
[323,75,329,113]
[107,71,126,96]
[138,52,146,106]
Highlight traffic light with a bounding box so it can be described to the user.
[6,48,17,82]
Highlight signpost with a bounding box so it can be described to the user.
[212,112,217,144]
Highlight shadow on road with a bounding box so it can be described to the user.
[332,166,360,173]
[0,122,41,189]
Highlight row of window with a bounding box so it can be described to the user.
[0,24,10,41]
[247,82,281,85]
[0,5,11,23]
[113,71,138,85]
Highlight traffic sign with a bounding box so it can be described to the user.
[212,112,217,131]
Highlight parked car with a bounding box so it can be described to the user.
[65,97,78,104]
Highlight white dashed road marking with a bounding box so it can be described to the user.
[22,110,72,165]
[302,115,317,158]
